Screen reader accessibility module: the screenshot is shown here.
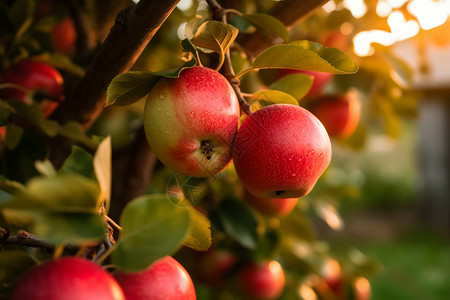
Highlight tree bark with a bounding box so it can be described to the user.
[51,0,181,128]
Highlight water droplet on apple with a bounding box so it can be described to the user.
[166,112,170,116]
[319,153,324,158]
[291,173,296,177]
[159,93,166,99]
[190,111,195,118]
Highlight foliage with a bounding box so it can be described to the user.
[0,0,431,299]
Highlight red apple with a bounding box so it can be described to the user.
[197,249,236,286]
[9,257,125,300]
[232,104,331,199]
[114,256,196,300]
[0,60,64,117]
[243,189,298,216]
[278,69,333,99]
[308,93,361,139]
[51,17,77,55]
[143,66,240,177]
[238,260,285,300]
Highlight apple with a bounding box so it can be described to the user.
[0,60,64,117]
[143,66,240,177]
[308,93,361,139]
[232,104,331,199]
[278,69,333,99]
[51,17,77,55]
[114,256,196,300]
[243,189,298,216]
[238,260,285,300]
[197,248,236,286]
[9,257,125,300]
[353,277,371,300]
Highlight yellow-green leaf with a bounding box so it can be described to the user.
[94,136,111,212]
[183,207,211,251]
[250,90,299,107]
[269,73,314,101]
[239,40,358,77]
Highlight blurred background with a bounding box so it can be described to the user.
[2,0,450,299]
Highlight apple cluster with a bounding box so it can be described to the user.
[143,66,332,215]
[9,256,196,300]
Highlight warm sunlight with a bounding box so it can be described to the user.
[349,0,450,56]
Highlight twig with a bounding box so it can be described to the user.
[206,0,252,115]
[0,228,79,254]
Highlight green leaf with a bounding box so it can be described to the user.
[7,100,58,137]
[58,121,96,149]
[218,199,258,249]
[111,194,190,272]
[250,90,299,107]
[94,136,111,213]
[30,212,106,245]
[7,0,34,30]
[1,174,106,245]
[241,13,289,42]
[0,250,37,294]
[269,73,314,101]
[183,207,211,251]
[3,174,102,213]
[239,40,358,76]
[4,124,23,151]
[34,159,57,177]
[190,20,238,54]
[33,54,85,77]
[59,146,95,179]
[0,100,15,126]
[180,38,200,65]
[105,59,196,107]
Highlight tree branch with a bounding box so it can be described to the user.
[51,0,181,128]
[109,125,157,221]
[0,228,79,254]
[237,0,328,58]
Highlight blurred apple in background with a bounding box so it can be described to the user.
[308,92,361,139]
[243,189,298,217]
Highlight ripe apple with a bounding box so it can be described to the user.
[143,66,240,177]
[114,256,196,300]
[238,260,285,300]
[308,93,361,139]
[9,257,125,300]
[278,69,333,99]
[243,189,298,216]
[51,17,77,55]
[232,104,331,199]
[0,60,64,117]
[197,248,236,286]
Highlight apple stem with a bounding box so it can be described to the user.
[206,0,253,116]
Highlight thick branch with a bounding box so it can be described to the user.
[51,0,181,128]
[110,125,157,221]
[238,0,328,58]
